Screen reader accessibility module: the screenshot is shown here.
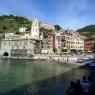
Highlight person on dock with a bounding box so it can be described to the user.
[81,76,90,95]
[67,81,76,95]
[67,57,69,62]
[58,58,59,61]
[75,80,83,95]
[87,76,93,95]
[92,81,95,95]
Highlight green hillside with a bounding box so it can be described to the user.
[77,25,95,37]
[0,15,55,38]
[0,15,31,33]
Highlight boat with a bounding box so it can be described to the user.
[75,57,93,64]
[86,62,95,68]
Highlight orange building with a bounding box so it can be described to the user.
[84,37,95,53]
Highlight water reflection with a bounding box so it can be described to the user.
[0,59,90,95]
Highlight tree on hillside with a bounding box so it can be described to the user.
[54,25,62,31]
[0,15,31,33]
[2,25,7,30]
[77,25,95,37]
[15,31,21,34]
[40,28,52,38]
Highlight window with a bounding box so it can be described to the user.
[68,45,70,49]
[58,42,60,45]
[64,45,66,47]
[58,40,60,42]
[58,46,60,48]
[48,46,50,48]
[63,36,65,40]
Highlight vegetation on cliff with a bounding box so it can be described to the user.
[0,15,31,33]
[77,25,95,37]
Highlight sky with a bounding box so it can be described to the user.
[0,0,95,30]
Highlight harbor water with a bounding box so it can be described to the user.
[0,59,90,95]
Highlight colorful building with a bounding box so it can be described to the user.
[84,37,95,53]
[48,32,63,50]
[48,30,84,52]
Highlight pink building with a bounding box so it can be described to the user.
[48,30,84,51]
[48,32,65,50]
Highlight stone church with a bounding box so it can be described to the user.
[0,19,43,57]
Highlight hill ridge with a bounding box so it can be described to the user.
[77,25,95,37]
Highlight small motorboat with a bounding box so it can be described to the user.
[89,63,95,67]
[75,57,93,64]
[86,62,95,68]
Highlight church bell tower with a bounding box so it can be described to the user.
[31,19,40,39]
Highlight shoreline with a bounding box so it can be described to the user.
[0,54,94,68]
[0,55,86,67]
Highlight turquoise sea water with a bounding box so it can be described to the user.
[0,59,90,95]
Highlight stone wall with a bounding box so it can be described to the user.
[11,49,27,57]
